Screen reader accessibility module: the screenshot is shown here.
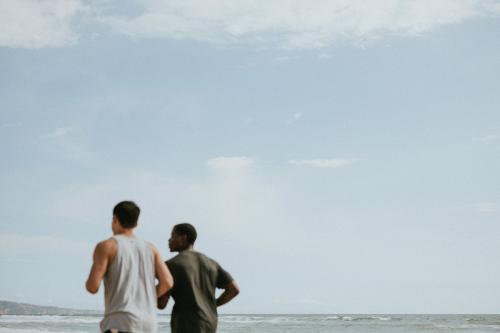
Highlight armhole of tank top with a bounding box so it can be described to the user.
[108,236,119,268]
[144,240,155,264]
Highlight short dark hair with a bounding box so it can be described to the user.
[173,223,197,245]
[113,201,140,229]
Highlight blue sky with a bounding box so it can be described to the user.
[1,0,500,314]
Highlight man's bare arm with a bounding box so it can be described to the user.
[85,240,115,294]
[216,280,240,307]
[157,290,170,309]
[150,244,174,298]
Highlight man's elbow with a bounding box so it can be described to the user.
[229,282,240,296]
[85,281,99,294]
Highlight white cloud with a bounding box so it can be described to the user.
[285,112,303,124]
[202,157,316,255]
[475,134,498,143]
[39,162,297,253]
[3,0,499,49]
[38,126,99,166]
[206,156,254,173]
[40,126,73,139]
[0,122,23,130]
[289,158,358,168]
[0,0,84,48]
[274,55,297,62]
[243,117,254,125]
[0,233,92,257]
[473,202,497,214]
[100,0,500,49]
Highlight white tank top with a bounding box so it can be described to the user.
[100,235,157,333]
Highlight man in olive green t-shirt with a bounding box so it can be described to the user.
[158,223,240,333]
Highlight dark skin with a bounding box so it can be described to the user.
[157,230,240,309]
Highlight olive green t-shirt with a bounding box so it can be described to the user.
[166,251,233,333]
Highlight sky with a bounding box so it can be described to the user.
[0,0,500,314]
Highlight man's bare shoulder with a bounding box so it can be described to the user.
[95,237,118,254]
[146,241,160,254]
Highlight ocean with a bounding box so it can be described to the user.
[1,314,500,333]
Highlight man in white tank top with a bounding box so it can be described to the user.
[86,201,174,333]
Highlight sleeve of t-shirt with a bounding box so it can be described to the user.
[215,262,233,289]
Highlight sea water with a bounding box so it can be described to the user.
[1,314,500,332]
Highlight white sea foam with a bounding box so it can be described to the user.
[0,327,90,333]
[218,314,397,324]
[0,315,100,324]
[371,316,392,321]
[1,314,500,332]
[0,328,51,333]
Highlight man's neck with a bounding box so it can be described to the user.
[114,229,135,237]
[179,245,194,252]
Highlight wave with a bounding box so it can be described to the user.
[3,314,500,332]
[0,327,89,333]
[218,314,398,324]
[0,315,100,324]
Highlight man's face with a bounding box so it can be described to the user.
[168,230,187,252]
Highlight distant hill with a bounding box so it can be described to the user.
[0,300,100,315]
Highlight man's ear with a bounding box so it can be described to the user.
[181,234,188,244]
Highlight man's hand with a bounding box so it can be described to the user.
[157,290,171,309]
[85,239,116,294]
[216,280,240,307]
